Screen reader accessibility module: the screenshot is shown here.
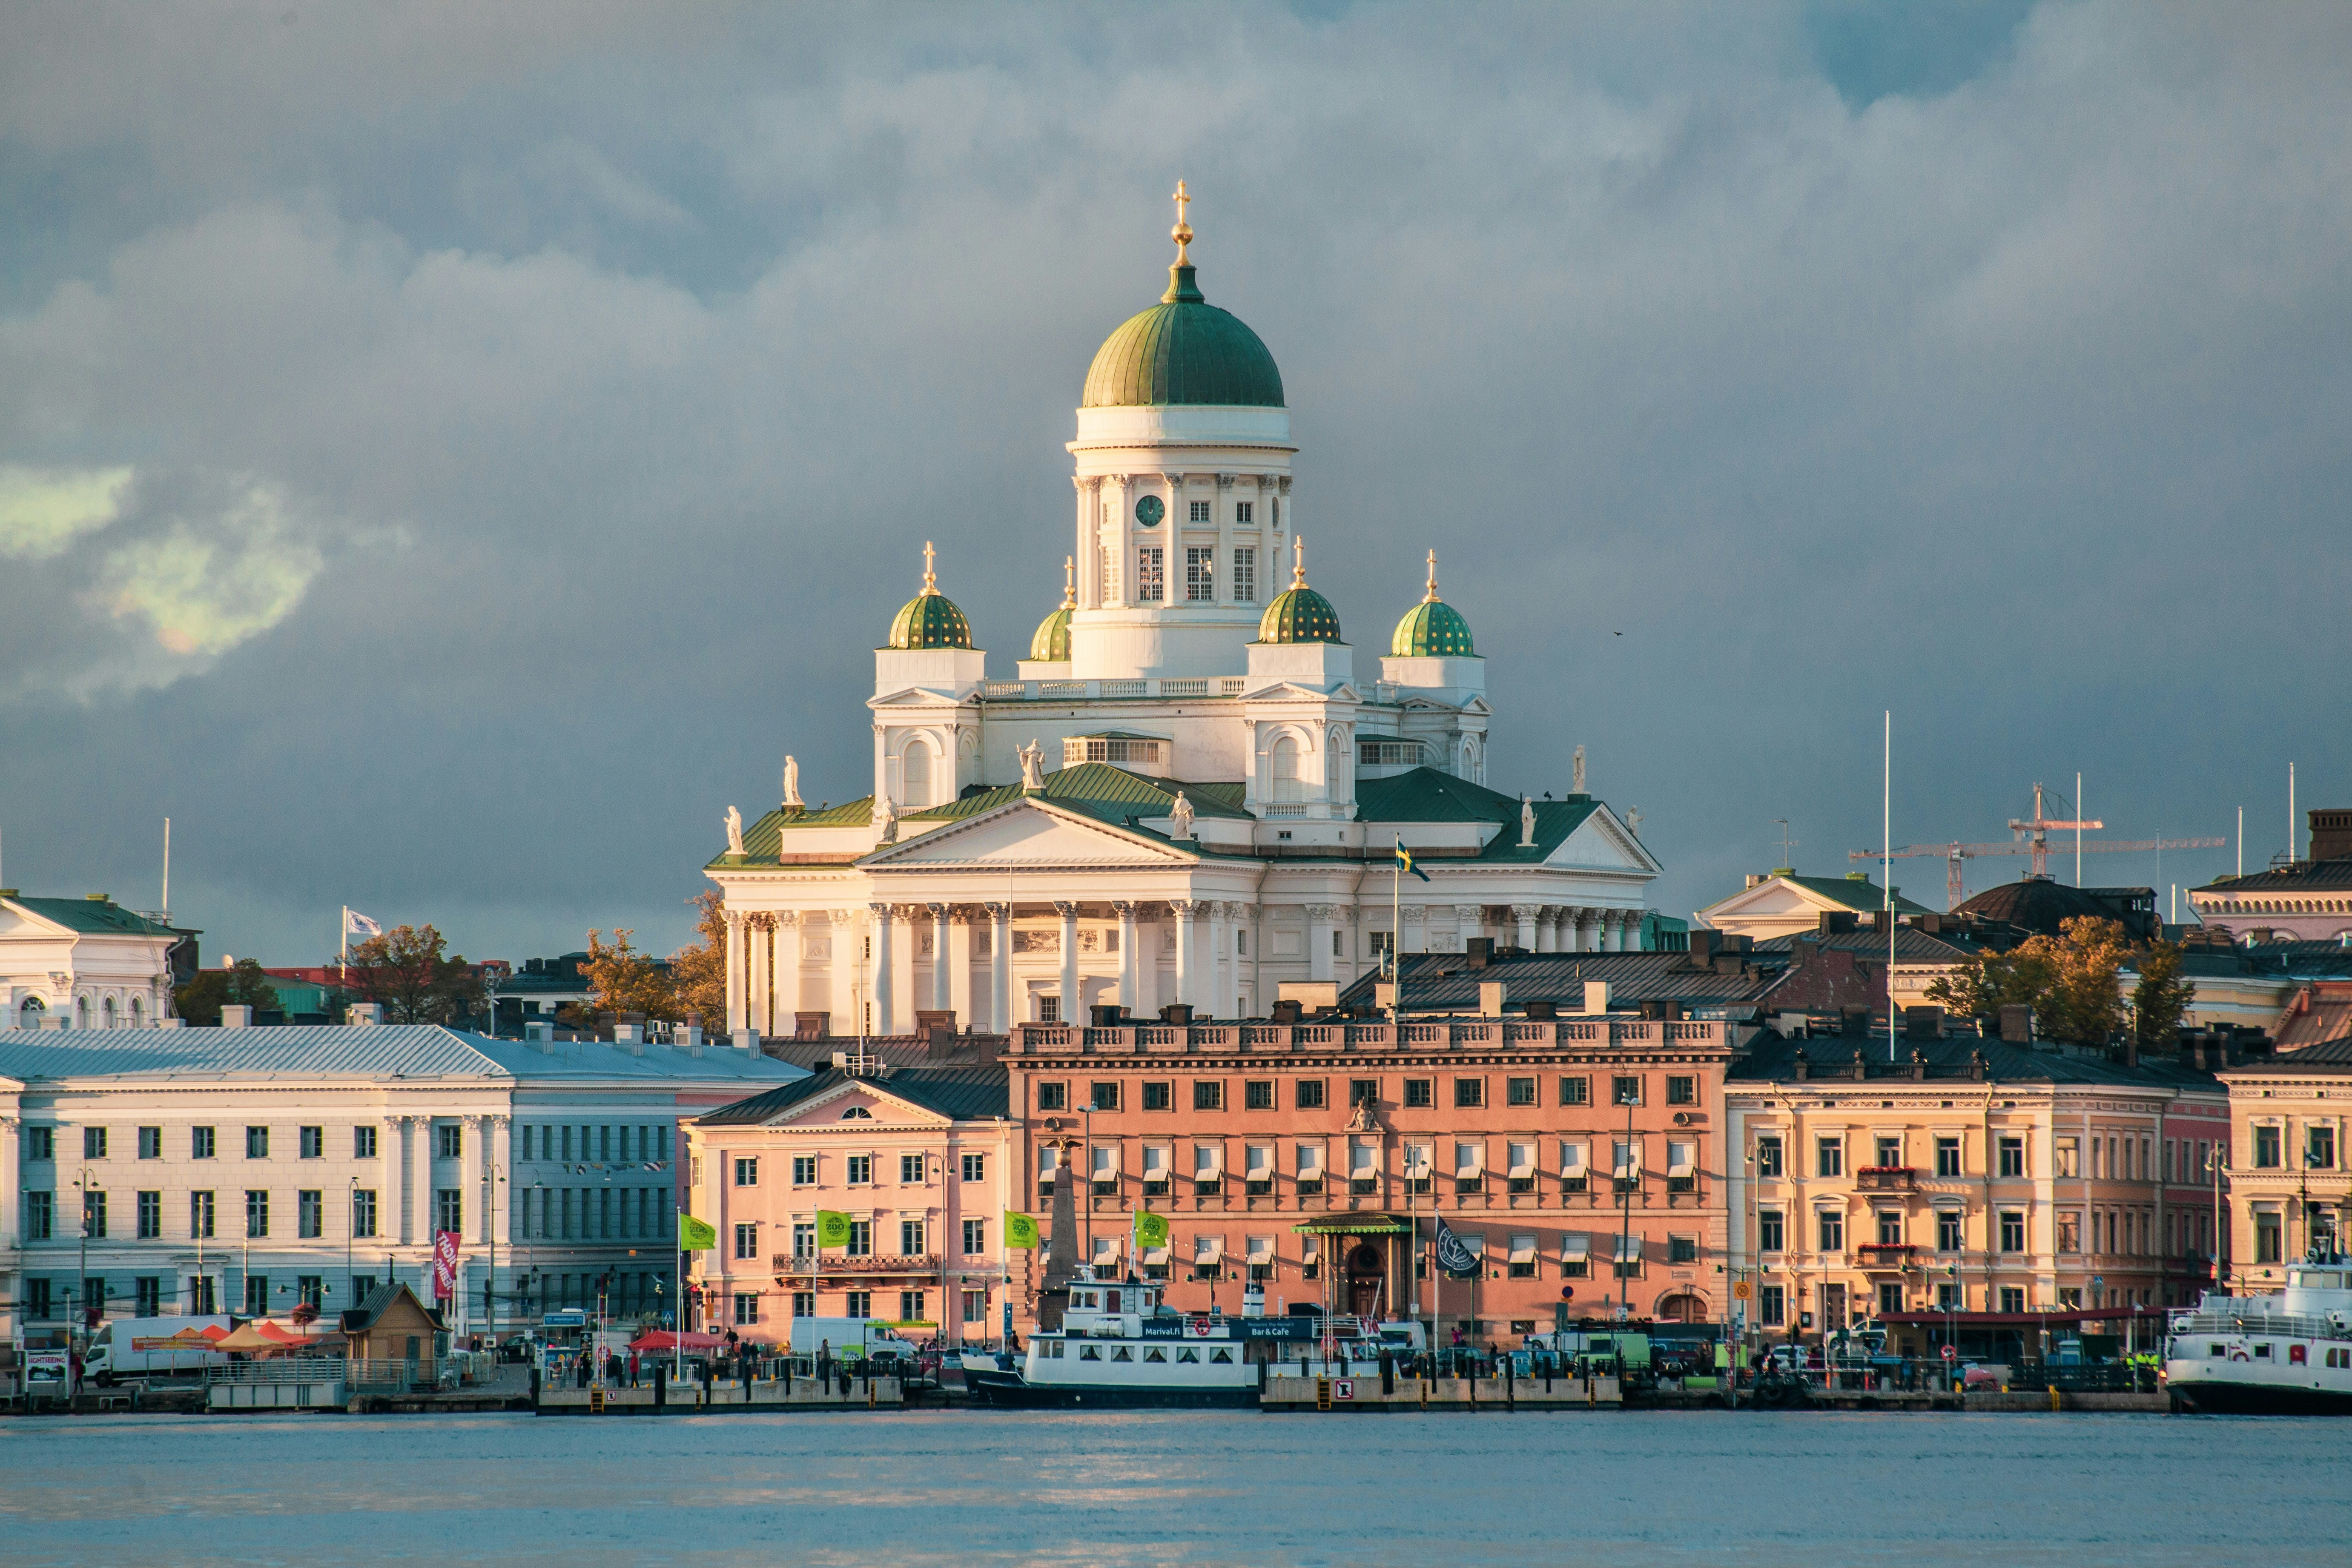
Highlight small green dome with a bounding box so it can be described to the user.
[1030,606,1072,662]
[1389,553,1475,656]
[886,542,973,650]
[1257,538,1342,644]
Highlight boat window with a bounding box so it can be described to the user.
[2254,1344,2273,1358]
[2210,1344,2227,1357]
[1113,1346,1133,1362]
[1178,1348,1200,1364]
[1080,1344,1102,1361]
[2291,1344,2308,1365]
[1145,1347,1167,1363]
[1211,1348,1234,1364]
[1047,1341,1064,1359]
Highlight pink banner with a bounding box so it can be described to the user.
[432,1230,460,1300]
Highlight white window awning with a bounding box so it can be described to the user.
[1350,1139,1379,1175]
[1194,1144,1222,1177]
[1039,1145,1061,1172]
[1460,1233,1486,1258]
[1667,1141,1694,1178]
[1141,1144,1170,1176]
[1300,1235,1322,1262]
[1245,1235,1275,1265]
[1613,1141,1641,1178]
[1507,1142,1536,1179]
[1093,1143,1121,1176]
[1245,1145,1275,1178]
[1193,1234,1225,1262]
[1509,1234,1537,1263]
[1615,1233,1643,1262]
[1295,1143,1325,1174]
[1142,1245,1170,1264]
[1560,1141,1589,1176]
[1403,1142,1432,1178]
[1560,1232,1591,1261]
[1454,1141,1485,1176]
[1093,1235,1121,1261]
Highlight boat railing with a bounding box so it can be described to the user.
[2167,1307,2352,1341]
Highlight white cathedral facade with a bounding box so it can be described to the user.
[708,192,1660,1037]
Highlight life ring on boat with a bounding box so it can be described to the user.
[2229,1349,2250,1362]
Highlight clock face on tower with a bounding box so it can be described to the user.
[1134,494,1164,527]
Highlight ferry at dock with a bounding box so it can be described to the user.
[964,1270,1426,1409]
[2166,1247,2352,1415]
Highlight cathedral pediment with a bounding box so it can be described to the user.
[869,686,974,709]
[860,797,1198,871]
[1547,806,1663,875]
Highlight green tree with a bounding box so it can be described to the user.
[666,891,728,1030]
[1923,916,2132,1046]
[2132,937,2194,1050]
[173,958,282,1026]
[344,924,486,1025]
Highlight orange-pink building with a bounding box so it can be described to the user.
[1000,1015,1736,1342]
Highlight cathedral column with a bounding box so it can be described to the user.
[870,904,898,1036]
[1202,903,1227,1016]
[724,912,745,1034]
[1400,904,1426,957]
[949,911,975,1033]
[1536,909,1560,954]
[1171,900,1199,1006]
[1075,476,1101,610]
[986,903,1011,1034]
[410,1117,434,1255]
[929,904,952,1015]
[1137,907,1162,1017]
[1227,902,1252,1015]
[1113,901,1140,1015]
[1344,905,1364,988]
[1306,904,1335,984]
[829,910,861,1036]
[1605,910,1631,952]
[772,913,799,1025]
[0,1117,19,1244]
[746,915,769,1035]
[1575,908,1602,953]
[1454,904,1483,955]
[1056,902,1081,1024]
[1104,476,1130,608]
[1512,904,1540,953]
[1215,473,1236,605]
[1276,475,1293,553]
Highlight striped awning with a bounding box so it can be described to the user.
[1291,1214,1413,1236]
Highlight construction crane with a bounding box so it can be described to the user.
[1850,784,2224,910]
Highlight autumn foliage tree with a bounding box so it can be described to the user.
[344,924,486,1025]
[1925,915,2189,1049]
[173,958,282,1026]
[579,928,679,1021]
[666,891,728,1029]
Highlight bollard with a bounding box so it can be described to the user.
[1380,1351,1394,1397]
[654,1365,665,1410]
[2050,1385,2062,1412]
[530,1365,541,1406]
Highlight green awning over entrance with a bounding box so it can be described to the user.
[1291,1214,1414,1236]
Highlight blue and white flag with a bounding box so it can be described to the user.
[343,908,383,938]
[1433,1216,1480,1280]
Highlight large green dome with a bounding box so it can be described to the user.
[1081,264,1285,409]
[1389,553,1475,656]
[886,543,973,650]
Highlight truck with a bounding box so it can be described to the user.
[82,1316,233,1384]
[788,1317,925,1368]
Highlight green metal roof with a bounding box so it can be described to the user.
[1081,264,1285,409]
[1777,873,1931,916]
[1390,597,1475,657]
[1352,770,1605,863]
[699,1065,1010,1127]
[887,589,972,651]
[3,895,185,937]
[1257,584,1342,645]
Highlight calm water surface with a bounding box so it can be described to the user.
[1,1410,2341,1567]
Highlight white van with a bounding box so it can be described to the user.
[788,1317,924,1366]
[83,1316,233,1384]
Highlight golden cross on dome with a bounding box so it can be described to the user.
[1171,180,1193,264]
[1061,554,1076,608]
[923,540,938,593]
[1425,548,1440,602]
[1292,533,1307,587]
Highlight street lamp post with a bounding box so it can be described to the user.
[347,1176,359,1307]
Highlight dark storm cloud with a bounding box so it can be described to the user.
[1,1,2346,962]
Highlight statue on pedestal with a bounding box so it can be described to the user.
[782,755,803,814]
[1019,739,1046,792]
[1572,744,1586,794]
[724,805,745,857]
[1170,791,1196,840]
[1520,795,1536,848]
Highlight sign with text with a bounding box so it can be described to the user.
[432,1230,460,1300]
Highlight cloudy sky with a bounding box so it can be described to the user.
[3,1,2347,967]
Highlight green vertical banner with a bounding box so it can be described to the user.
[816,1210,852,1248]
[1134,1210,1169,1250]
[1004,1211,1040,1249]
[678,1214,717,1252]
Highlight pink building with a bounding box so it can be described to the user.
[683,1065,1015,1344]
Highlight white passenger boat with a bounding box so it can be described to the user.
[2166,1247,2352,1415]
[965,1271,1425,1409]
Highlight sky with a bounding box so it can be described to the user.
[2,0,2347,968]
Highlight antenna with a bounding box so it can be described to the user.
[1884,711,1894,1064]
[161,818,171,923]
[1771,818,1797,868]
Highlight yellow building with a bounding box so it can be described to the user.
[1724,1038,2229,1347]
[2217,1033,2352,1291]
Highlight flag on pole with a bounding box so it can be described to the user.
[1134,1210,1169,1250]
[431,1230,460,1299]
[816,1210,852,1248]
[1003,1211,1040,1249]
[1395,841,1430,883]
[677,1213,717,1251]
[1433,1216,1479,1279]
[343,909,383,938]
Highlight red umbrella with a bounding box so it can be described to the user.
[628,1329,726,1353]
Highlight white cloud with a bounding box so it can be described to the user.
[98,480,323,660]
[0,464,132,559]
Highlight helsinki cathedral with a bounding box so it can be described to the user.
[708,189,1659,1038]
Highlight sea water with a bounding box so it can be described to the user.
[1,1410,2342,1567]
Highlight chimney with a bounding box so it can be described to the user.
[1792,1047,1810,1081]
[1969,1049,1988,1081]
[679,1023,704,1052]
[2310,808,2352,863]
[524,1019,555,1053]
[1999,1005,2035,1045]
[1465,937,1493,969]
[1687,930,1720,963]
[346,1002,383,1027]
[1908,1048,1927,1080]
[221,1005,252,1029]
[1478,980,1507,1018]
[1583,980,1612,1015]
[1904,1006,1944,1041]
[732,1028,760,1054]
[613,1022,642,1046]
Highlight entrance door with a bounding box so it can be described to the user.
[1821,1284,1847,1332]
[1346,1243,1384,1317]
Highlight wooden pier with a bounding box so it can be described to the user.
[1259,1373,1621,1412]
[536,1374,904,1414]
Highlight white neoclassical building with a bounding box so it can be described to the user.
[708,192,1662,1038]
[1,892,192,1031]
[0,1020,798,1342]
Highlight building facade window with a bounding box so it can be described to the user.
[1232,546,1255,602]
[298,1190,323,1239]
[734,1292,760,1326]
[1404,1079,1434,1108]
[355,1126,376,1159]
[1137,546,1164,602]
[1818,1212,1843,1251]
[433,1189,461,1236]
[190,1191,215,1239]
[353,1189,377,1238]
[1454,1078,1484,1109]
[1507,1077,1537,1107]
[1194,1081,1223,1111]
[244,1190,268,1238]
[1755,1135,1783,1178]
[1186,546,1214,601]
[793,1156,817,1185]
[300,1126,324,1159]
[1759,1284,1785,1327]
[85,1127,108,1159]
[1758,1210,1784,1252]
[734,1158,759,1187]
[1998,1210,2025,1252]
[1998,1136,2025,1178]
[1935,1137,1962,1177]
[1665,1076,1695,1106]
[734,1223,759,1260]
[192,1126,215,1160]
[2253,1126,2283,1169]
[1816,1138,1844,1178]
[246,1127,269,1160]
[137,1190,161,1240]
[963,1218,987,1254]
[845,1290,872,1318]
[138,1127,162,1160]
[1936,1211,1963,1252]
[83,1190,108,1239]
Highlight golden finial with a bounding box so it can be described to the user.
[1171,180,1193,265]
[1292,533,1307,588]
[1060,555,1076,608]
[1424,549,1440,603]
[922,540,938,593]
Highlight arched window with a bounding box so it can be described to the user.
[1271,737,1301,803]
[101,996,115,1027]
[129,997,144,1027]
[902,740,933,809]
[17,996,42,1028]
[74,997,87,1028]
